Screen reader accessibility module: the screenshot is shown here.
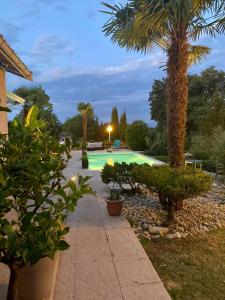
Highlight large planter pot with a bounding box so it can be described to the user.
[16,254,59,300]
[82,156,88,169]
[106,200,123,216]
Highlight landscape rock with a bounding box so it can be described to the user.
[176,232,182,239]
[165,233,177,240]
[149,226,169,235]
[123,178,225,241]
[151,234,161,240]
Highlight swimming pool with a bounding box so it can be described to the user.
[87,151,164,170]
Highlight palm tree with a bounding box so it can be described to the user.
[77,102,94,153]
[102,0,224,167]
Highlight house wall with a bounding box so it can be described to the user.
[0,67,8,135]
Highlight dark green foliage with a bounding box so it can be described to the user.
[190,127,225,165]
[148,67,225,154]
[101,162,140,192]
[133,165,212,221]
[149,79,167,130]
[111,106,119,139]
[15,86,61,138]
[0,107,93,269]
[107,189,121,201]
[126,121,149,151]
[119,111,127,142]
[62,114,104,144]
[145,128,167,155]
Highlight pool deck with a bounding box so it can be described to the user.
[0,150,170,300]
[54,151,170,300]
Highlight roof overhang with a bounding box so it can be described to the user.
[0,35,32,81]
[6,92,25,104]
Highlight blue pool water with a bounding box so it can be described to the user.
[87,151,164,170]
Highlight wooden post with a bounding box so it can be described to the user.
[0,67,8,135]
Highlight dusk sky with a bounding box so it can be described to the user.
[1,0,225,124]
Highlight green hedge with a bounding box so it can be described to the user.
[101,162,213,222]
[133,165,212,221]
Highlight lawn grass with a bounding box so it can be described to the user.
[141,229,225,300]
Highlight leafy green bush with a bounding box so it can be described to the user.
[133,165,212,222]
[126,121,149,151]
[107,189,121,201]
[190,126,225,163]
[145,128,167,155]
[101,162,140,192]
[0,106,93,297]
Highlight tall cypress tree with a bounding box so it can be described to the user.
[120,111,127,142]
[111,106,119,139]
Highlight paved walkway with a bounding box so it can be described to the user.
[54,151,171,300]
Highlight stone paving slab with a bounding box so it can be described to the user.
[0,151,171,300]
[54,151,171,300]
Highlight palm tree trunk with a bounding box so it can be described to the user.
[167,32,189,168]
[7,265,17,300]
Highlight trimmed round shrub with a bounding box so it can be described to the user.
[101,162,140,192]
[133,165,213,221]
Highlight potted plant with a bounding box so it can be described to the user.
[106,189,123,216]
[0,106,93,300]
[82,153,89,169]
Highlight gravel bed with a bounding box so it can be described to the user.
[123,178,225,240]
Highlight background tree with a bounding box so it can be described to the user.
[126,120,149,151]
[102,0,222,167]
[111,106,119,139]
[119,111,127,142]
[62,114,103,145]
[15,86,61,138]
[149,67,225,143]
[77,102,94,152]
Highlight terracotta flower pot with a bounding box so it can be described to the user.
[106,200,123,216]
[16,254,59,300]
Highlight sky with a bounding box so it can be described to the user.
[1,0,225,124]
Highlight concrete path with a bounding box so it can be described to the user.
[54,151,171,300]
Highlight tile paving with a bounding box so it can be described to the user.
[0,150,171,299]
[54,151,171,300]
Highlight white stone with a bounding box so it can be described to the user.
[165,233,177,240]
[176,232,182,239]
[149,226,169,235]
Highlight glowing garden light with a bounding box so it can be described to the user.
[106,125,113,143]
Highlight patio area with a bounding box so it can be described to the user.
[0,150,170,300]
[54,150,170,299]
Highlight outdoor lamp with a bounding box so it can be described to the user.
[106,125,113,142]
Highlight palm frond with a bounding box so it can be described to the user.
[188,45,211,66]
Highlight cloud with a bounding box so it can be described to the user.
[30,35,76,63]
[33,52,164,83]
[35,56,164,123]
[0,20,21,43]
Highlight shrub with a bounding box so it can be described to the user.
[145,128,167,155]
[133,165,212,222]
[101,162,140,192]
[126,121,149,151]
[107,189,121,201]
[190,126,225,163]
